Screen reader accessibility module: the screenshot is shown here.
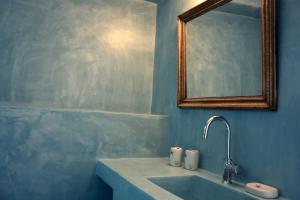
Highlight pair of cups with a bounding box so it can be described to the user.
[169,147,199,170]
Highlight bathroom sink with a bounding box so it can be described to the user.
[148,176,258,200]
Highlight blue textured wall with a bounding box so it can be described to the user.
[0,0,156,113]
[0,106,168,200]
[152,0,300,199]
[0,0,169,199]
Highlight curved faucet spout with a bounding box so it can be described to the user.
[203,115,231,164]
[203,115,239,184]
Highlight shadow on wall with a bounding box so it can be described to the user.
[86,178,113,200]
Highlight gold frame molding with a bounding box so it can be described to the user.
[177,0,277,110]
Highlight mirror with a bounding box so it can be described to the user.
[177,0,276,110]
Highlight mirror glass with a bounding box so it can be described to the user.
[186,0,262,98]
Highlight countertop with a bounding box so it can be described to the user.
[95,157,286,200]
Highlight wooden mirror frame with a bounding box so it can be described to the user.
[177,0,276,110]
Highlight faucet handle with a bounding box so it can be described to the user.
[224,161,240,175]
[223,162,240,184]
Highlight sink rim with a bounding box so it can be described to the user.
[147,175,262,200]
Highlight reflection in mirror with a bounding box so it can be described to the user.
[187,0,262,98]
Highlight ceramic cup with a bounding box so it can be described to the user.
[169,147,183,167]
[184,150,199,170]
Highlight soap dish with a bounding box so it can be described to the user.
[245,182,278,199]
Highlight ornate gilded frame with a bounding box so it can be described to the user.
[177,0,276,110]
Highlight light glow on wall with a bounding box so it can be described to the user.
[98,26,154,53]
[102,28,137,49]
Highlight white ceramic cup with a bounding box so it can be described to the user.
[169,147,183,167]
[184,150,199,170]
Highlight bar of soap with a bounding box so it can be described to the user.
[245,183,278,199]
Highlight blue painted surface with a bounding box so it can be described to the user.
[96,160,154,200]
[0,0,156,113]
[149,176,257,200]
[0,0,167,199]
[1,0,299,199]
[216,1,261,19]
[187,6,261,97]
[0,106,168,200]
[152,0,300,199]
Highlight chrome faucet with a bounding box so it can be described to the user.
[203,116,239,184]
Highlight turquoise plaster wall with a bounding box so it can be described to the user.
[0,106,168,199]
[0,0,156,113]
[0,0,168,199]
[152,0,300,199]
